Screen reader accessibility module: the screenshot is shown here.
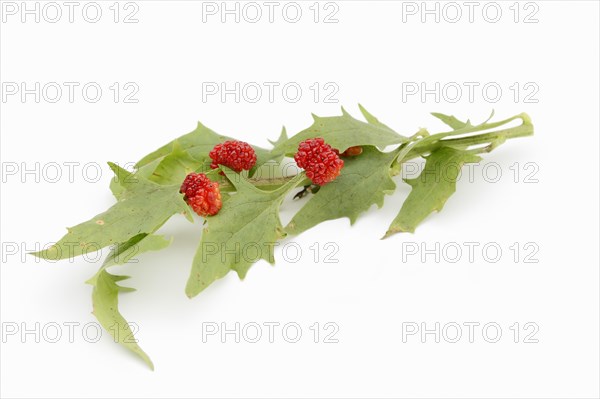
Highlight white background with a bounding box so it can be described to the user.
[1,1,599,398]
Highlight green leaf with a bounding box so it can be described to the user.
[147,143,203,186]
[431,112,472,130]
[109,158,161,200]
[384,147,481,237]
[185,169,305,298]
[85,233,170,370]
[135,122,229,168]
[89,271,154,369]
[286,146,399,235]
[135,121,273,172]
[268,126,289,147]
[109,143,206,199]
[32,164,189,261]
[358,104,397,133]
[274,107,407,155]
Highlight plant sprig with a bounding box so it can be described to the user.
[32,106,533,369]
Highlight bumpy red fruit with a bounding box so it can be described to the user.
[294,138,344,186]
[209,140,257,172]
[180,173,222,217]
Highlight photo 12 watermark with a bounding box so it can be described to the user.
[400,241,540,264]
[1,321,140,344]
[401,160,540,184]
[400,81,540,104]
[1,82,140,104]
[1,161,117,184]
[2,240,146,264]
[199,1,340,24]
[200,321,340,343]
[401,321,540,343]
[399,1,540,24]
[199,240,340,264]
[1,1,140,23]
[201,81,340,104]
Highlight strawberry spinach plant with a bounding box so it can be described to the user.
[33,106,533,369]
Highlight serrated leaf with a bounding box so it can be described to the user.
[358,104,397,133]
[89,270,154,369]
[32,164,189,260]
[274,107,407,155]
[431,112,472,130]
[135,121,273,172]
[86,233,171,370]
[109,144,207,199]
[136,122,229,168]
[384,147,481,237]
[185,169,304,298]
[109,158,161,200]
[268,126,289,147]
[286,146,399,235]
[147,143,203,186]
[85,233,170,370]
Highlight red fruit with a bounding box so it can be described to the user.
[294,138,344,186]
[180,173,222,217]
[209,140,257,172]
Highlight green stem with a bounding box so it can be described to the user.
[404,112,533,161]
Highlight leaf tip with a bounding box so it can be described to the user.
[382,226,414,239]
[185,280,202,299]
[268,126,288,147]
[236,269,248,280]
[357,103,372,119]
[29,245,61,261]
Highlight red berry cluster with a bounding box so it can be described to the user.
[294,138,344,186]
[209,140,257,172]
[180,173,222,217]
